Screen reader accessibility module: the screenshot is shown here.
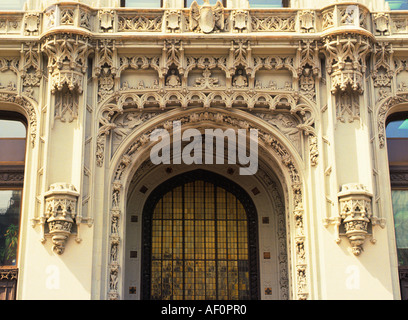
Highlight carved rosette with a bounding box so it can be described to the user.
[338,184,373,256]
[44,183,79,255]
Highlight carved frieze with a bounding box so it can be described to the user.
[118,12,162,32]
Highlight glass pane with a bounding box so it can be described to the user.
[124,0,162,8]
[248,0,283,8]
[392,190,408,266]
[387,0,408,10]
[386,119,408,138]
[0,120,26,138]
[0,190,21,266]
[150,180,250,300]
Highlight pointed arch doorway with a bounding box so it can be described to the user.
[140,170,259,300]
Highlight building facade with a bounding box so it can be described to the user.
[0,0,407,300]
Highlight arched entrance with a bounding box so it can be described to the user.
[106,108,309,300]
[140,169,259,300]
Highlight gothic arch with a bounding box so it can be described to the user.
[103,107,310,300]
[0,93,38,148]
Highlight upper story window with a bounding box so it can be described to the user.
[120,0,163,8]
[387,0,408,10]
[0,114,26,268]
[0,0,25,10]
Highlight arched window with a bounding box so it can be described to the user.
[387,112,408,299]
[0,112,26,300]
[141,170,259,300]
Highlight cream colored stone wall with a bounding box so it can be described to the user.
[0,0,404,300]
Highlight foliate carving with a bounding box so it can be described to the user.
[338,184,373,256]
[118,13,162,32]
[95,40,117,102]
[60,9,74,25]
[189,0,224,34]
[21,42,42,87]
[55,90,79,123]
[163,39,184,77]
[80,10,91,30]
[42,34,92,94]
[336,91,360,123]
[230,40,252,77]
[297,40,319,102]
[372,42,393,88]
[251,13,295,32]
[44,183,79,255]
[322,10,334,30]
[323,34,371,94]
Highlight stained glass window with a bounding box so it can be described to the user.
[145,176,256,300]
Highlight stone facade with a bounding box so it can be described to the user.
[0,0,405,300]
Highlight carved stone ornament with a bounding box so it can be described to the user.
[165,10,181,33]
[99,10,114,32]
[373,13,390,35]
[323,34,371,94]
[44,183,79,255]
[190,0,224,34]
[338,184,373,256]
[42,34,92,94]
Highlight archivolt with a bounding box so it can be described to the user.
[0,92,37,147]
[377,94,408,148]
[104,107,310,300]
